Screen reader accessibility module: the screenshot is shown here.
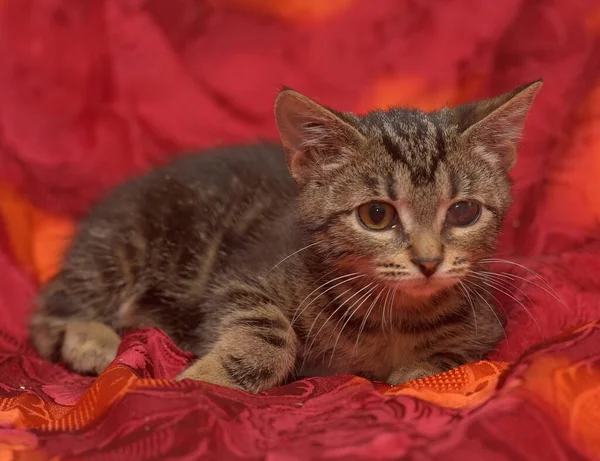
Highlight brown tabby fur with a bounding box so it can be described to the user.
[30,80,542,393]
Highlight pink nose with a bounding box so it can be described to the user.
[411,257,441,277]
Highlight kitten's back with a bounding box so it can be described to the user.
[32,143,298,358]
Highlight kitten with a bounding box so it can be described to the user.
[30,80,542,393]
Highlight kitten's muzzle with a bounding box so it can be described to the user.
[411,257,442,278]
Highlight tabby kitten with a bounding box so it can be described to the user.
[30,80,542,393]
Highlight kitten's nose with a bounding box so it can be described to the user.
[412,257,442,277]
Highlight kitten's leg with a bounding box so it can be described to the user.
[178,298,297,394]
[30,276,121,375]
[388,297,505,385]
[60,321,121,374]
[387,352,483,385]
[386,361,445,385]
[32,316,121,375]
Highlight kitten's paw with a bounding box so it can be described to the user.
[387,363,443,385]
[177,356,245,391]
[61,321,121,375]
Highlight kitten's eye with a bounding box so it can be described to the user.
[446,201,481,227]
[357,202,397,230]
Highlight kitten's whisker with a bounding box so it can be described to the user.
[289,272,363,330]
[328,285,377,367]
[478,271,536,308]
[471,272,536,316]
[293,271,359,316]
[298,285,355,372]
[464,275,510,322]
[303,281,375,366]
[479,258,564,304]
[267,241,321,274]
[388,288,396,329]
[380,287,392,335]
[462,277,508,341]
[469,273,543,335]
[290,273,365,329]
[353,287,383,355]
[316,283,376,362]
[479,281,540,338]
[479,268,565,307]
[457,280,477,337]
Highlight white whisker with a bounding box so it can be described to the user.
[289,272,363,329]
[380,287,392,335]
[299,284,355,371]
[328,285,377,367]
[463,277,508,341]
[479,267,565,307]
[457,280,477,337]
[479,271,536,307]
[469,272,543,335]
[353,287,383,354]
[304,281,375,366]
[388,288,396,329]
[479,258,564,305]
[267,241,321,273]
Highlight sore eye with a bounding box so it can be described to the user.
[357,202,397,230]
[446,201,481,227]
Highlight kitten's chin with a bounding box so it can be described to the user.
[388,276,459,298]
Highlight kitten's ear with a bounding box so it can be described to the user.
[456,79,543,170]
[274,88,365,184]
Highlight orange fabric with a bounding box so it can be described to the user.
[511,353,600,458]
[1,329,599,459]
[0,184,75,285]
[357,76,484,114]
[0,361,507,432]
[384,360,509,408]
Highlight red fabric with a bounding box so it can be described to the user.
[1,0,600,459]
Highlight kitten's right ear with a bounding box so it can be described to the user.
[274,89,365,185]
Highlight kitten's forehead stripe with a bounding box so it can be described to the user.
[357,109,451,184]
[363,173,381,196]
[449,170,460,199]
[385,172,398,201]
[380,130,405,164]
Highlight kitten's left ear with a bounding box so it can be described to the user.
[274,88,366,185]
[457,79,543,170]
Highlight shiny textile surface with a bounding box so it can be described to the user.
[1,0,600,459]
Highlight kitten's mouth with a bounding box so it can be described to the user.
[387,275,459,297]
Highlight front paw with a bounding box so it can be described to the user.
[177,355,244,391]
[61,321,121,375]
[386,363,443,385]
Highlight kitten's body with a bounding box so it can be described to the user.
[30,82,541,392]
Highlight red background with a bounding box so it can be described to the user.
[0,1,599,459]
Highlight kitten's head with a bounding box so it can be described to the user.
[274,81,542,298]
